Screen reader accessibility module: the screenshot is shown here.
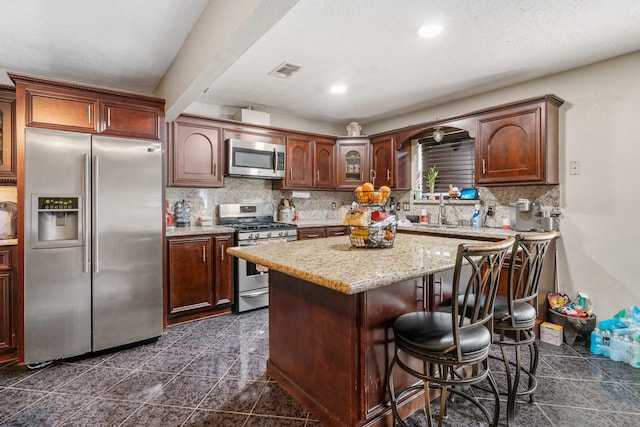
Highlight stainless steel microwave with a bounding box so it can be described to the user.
[226,138,286,179]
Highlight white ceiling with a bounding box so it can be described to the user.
[2,0,640,125]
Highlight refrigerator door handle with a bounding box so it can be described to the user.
[83,154,90,273]
[93,155,99,273]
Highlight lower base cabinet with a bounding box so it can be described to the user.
[166,234,234,325]
[0,247,15,362]
[297,225,347,240]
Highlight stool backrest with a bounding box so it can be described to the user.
[451,236,514,360]
[508,231,556,314]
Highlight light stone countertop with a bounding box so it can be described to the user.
[226,233,492,295]
[166,225,235,237]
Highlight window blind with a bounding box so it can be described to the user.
[419,138,475,193]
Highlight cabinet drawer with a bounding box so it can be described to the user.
[27,91,99,132]
[0,250,11,271]
[297,227,327,240]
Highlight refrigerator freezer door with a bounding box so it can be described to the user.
[91,136,163,351]
[24,128,92,364]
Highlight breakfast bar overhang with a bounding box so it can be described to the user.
[227,233,485,427]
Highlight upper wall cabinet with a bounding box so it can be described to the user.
[168,116,223,188]
[370,134,411,190]
[475,95,564,185]
[0,88,17,182]
[10,73,164,140]
[277,133,336,189]
[336,137,369,189]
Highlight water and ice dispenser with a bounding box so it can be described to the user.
[32,195,82,248]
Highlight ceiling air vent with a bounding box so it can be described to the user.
[268,61,303,78]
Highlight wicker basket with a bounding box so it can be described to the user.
[349,222,396,248]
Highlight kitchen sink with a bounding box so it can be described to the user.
[413,223,460,229]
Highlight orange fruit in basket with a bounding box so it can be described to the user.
[379,185,391,202]
[371,191,383,203]
[362,182,374,193]
[385,229,394,241]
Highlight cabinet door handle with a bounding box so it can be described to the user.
[482,158,487,175]
[387,169,391,182]
[107,108,111,127]
[220,244,225,260]
[316,170,320,182]
[202,246,206,263]
[290,169,292,180]
[214,163,217,176]
[88,105,92,124]
[307,234,320,238]
[434,276,443,305]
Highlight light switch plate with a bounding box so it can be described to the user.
[403,202,410,211]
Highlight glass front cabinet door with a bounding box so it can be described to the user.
[336,137,370,189]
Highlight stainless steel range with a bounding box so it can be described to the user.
[219,203,297,312]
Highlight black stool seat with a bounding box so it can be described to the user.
[493,296,537,325]
[394,311,491,356]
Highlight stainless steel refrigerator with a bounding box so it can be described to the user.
[24,128,163,365]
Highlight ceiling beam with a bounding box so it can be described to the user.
[155,0,299,122]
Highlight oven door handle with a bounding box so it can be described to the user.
[238,242,257,247]
[242,290,269,298]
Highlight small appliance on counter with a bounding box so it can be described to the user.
[0,201,17,239]
[509,198,553,232]
[278,198,294,222]
[174,199,192,227]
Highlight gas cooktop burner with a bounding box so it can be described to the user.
[234,223,294,231]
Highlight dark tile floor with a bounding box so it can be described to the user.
[0,309,638,426]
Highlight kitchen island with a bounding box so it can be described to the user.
[227,233,486,427]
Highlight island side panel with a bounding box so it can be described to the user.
[268,270,359,426]
[363,277,426,423]
[267,270,427,427]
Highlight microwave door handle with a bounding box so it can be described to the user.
[273,148,277,172]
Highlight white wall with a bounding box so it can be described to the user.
[367,51,640,319]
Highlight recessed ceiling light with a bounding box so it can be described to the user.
[330,84,347,94]
[418,24,442,38]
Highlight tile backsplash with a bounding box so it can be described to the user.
[166,177,560,229]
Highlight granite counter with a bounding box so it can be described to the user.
[165,225,235,237]
[226,233,485,295]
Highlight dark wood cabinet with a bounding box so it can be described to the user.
[326,225,348,237]
[100,101,161,140]
[280,133,336,189]
[298,225,347,240]
[476,95,563,185]
[12,74,164,140]
[284,134,313,188]
[212,234,234,308]
[370,134,411,189]
[0,247,15,361]
[297,226,327,240]
[313,137,336,188]
[0,88,17,182]
[336,137,369,189]
[166,234,233,325]
[167,116,223,188]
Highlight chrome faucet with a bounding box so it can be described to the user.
[438,193,447,226]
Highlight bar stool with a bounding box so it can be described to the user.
[492,231,556,426]
[387,237,514,427]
